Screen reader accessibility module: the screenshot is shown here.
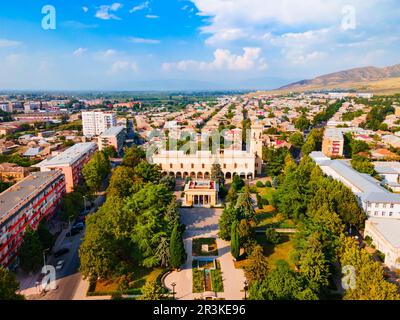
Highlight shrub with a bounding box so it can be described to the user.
[265,228,281,245]
[265,181,272,188]
[256,181,264,188]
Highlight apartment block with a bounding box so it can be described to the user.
[322,128,344,157]
[0,171,66,268]
[0,163,29,182]
[82,110,116,137]
[35,142,97,193]
[98,126,126,154]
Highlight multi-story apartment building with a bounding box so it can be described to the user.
[0,163,29,182]
[322,128,344,157]
[0,171,66,268]
[34,142,97,193]
[98,126,126,154]
[82,110,116,137]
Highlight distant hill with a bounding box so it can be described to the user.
[279,64,400,91]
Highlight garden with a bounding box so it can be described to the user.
[192,237,218,256]
[192,259,224,293]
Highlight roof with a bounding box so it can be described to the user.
[35,142,96,167]
[311,152,400,204]
[99,126,125,137]
[368,218,400,248]
[324,128,344,140]
[0,171,62,222]
[23,147,42,157]
[374,162,400,174]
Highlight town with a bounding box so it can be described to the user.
[1,91,400,301]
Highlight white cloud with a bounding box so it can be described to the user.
[146,14,159,19]
[0,39,22,48]
[128,37,160,44]
[163,47,267,72]
[95,3,123,20]
[130,1,150,13]
[73,48,88,56]
[96,49,118,59]
[82,6,89,13]
[108,60,138,75]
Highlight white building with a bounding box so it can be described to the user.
[365,218,400,269]
[82,111,116,137]
[373,162,400,192]
[151,124,264,180]
[310,152,400,219]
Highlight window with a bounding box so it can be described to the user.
[191,164,194,169]
[223,164,226,169]
[202,164,205,169]
[382,212,386,216]
[374,211,378,216]
[180,163,183,169]
[170,164,173,169]
[383,204,387,209]
[375,203,379,208]
[389,212,393,216]
[234,163,237,169]
[367,203,371,208]
[391,204,394,209]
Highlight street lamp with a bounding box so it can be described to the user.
[43,248,50,268]
[244,280,248,300]
[171,282,176,300]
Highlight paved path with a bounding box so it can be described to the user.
[164,208,246,300]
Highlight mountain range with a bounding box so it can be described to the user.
[266,63,400,95]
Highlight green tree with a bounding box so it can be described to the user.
[265,228,281,245]
[218,206,238,240]
[235,186,255,221]
[133,162,161,184]
[103,146,118,158]
[169,224,186,269]
[295,116,311,131]
[140,281,164,300]
[37,222,55,251]
[160,175,176,191]
[107,166,136,199]
[211,163,225,186]
[83,151,111,193]
[230,220,240,260]
[289,132,305,148]
[156,237,171,268]
[0,267,24,300]
[122,145,145,168]
[18,227,43,272]
[245,245,269,284]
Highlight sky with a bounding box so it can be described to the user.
[0,0,399,91]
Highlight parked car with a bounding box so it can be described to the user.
[55,260,65,271]
[66,228,80,237]
[73,222,84,230]
[54,248,69,258]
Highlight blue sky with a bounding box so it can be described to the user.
[0,0,399,90]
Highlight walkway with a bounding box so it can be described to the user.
[164,207,246,300]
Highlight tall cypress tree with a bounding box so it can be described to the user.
[230,220,240,260]
[170,224,186,269]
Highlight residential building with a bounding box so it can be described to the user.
[310,152,400,219]
[0,163,29,182]
[82,110,116,137]
[322,128,344,157]
[0,171,66,268]
[34,142,97,193]
[98,126,126,154]
[365,218,400,269]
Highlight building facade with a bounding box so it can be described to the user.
[322,128,344,157]
[35,142,97,193]
[82,111,117,137]
[365,218,400,270]
[183,180,219,207]
[98,126,126,154]
[151,124,263,180]
[0,171,66,268]
[311,152,400,219]
[0,163,29,182]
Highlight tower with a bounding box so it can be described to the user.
[250,122,264,176]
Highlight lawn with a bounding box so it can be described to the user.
[93,267,165,294]
[192,268,205,293]
[257,187,276,204]
[234,235,295,270]
[255,210,295,229]
[210,260,224,292]
[192,238,218,256]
